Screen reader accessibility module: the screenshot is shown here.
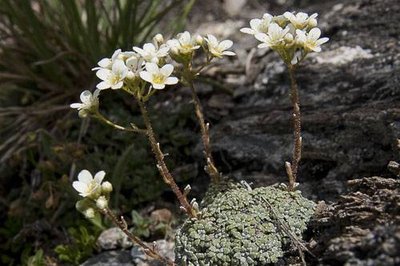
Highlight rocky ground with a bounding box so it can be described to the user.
[83,0,400,265]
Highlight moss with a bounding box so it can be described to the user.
[175,182,315,265]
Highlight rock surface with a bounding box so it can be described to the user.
[204,0,400,202]
[310,176,400,265]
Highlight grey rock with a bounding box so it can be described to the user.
[97,227,132,250]
[131,240,175,266]
[81,250,133,266]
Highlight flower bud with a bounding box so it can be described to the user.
[153,33,164,45]
[96,196,108,209]
[308,18,318,28]
[101,181,113,193]
[284,33,294,43]
[84,208,95,219]
[195,35,204,45]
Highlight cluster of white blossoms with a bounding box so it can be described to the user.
[241,11,329,64]
[72,169,113,218]
[70,32,235,216]
[70,32,235,115]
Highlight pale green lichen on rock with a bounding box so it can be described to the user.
[175,181,315,265]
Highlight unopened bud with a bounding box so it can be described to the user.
[96,196,108,209]
[84,208,95,219]
[101,181,113,193]
[153,33,164,44]
[195,35,204,45]
[284,33,294,43]
[184,184,191,195]
[308,18,318,28]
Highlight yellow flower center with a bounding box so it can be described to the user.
[153,74,166,84]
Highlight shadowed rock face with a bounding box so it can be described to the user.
[209,0,400,200]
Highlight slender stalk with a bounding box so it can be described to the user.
[101,207,175,266]
[94,112,147,134]
[137,100,197,218]
[188,82,221,183]
[286,64,302,191]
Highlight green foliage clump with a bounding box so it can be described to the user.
[54,226,99,265]
[175,182,315,265]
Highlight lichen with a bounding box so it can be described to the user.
[175,182,315,265]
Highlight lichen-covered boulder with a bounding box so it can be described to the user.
[175,182,315,265]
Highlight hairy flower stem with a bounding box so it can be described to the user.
[94,112,147,134]
[137,100,197,218]
[286,65,302,191]
[189,82,221,183]
[101,208,175,266]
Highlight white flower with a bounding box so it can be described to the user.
[295,28,329,52]
[132,43,169,63]
[72,170,105,198]
[95,59,128,90]
[284,12,318,29]
[167,31,200,54]
[70,89,100,118]
[92,49,121,70]
[255,23,290,49]
[204,34,236,58]
[139,63,179,90]
[240,13,273,35]
[125,55,144,79]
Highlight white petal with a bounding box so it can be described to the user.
[165,77,179,85]
[70,103,83,109]
[112,81,124,89]
[72,181,87,193]
[219,40,233,50]
[309,28,321,40]
[143,43,156,52]
[98,58,111,68]
[258,43,269,49]
[112,59,127,73]
[167,39,180,48]
[157,45,170,56]
[153,83,165,90]
[250,19,261,30]
[240,28,254,35]
[139,71,153,83]
[222,51,236,56]
[80,90,92,103]
[317,37,329,45]
[93,89,101,98]
[312,46,322,52]
[206,34,218,46]
[283,11,295,20]
[132,47,145,56]
[96,81,110,90]
[78,170,93,183]
[111,49,122,60]
[255,33,268,42]
[96,69,111,81]
[145,63,159,74]
[180,31,191,44]
[160,64,174,76]
[94,170,105,183]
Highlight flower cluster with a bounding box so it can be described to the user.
[71,32,235,117]
[241,11,329,64]
[73,169,113,218]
